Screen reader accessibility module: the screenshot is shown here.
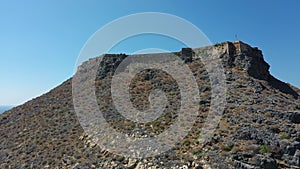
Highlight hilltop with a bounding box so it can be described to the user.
[0,41,300,169]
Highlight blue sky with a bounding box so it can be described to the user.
[1,0,300,106]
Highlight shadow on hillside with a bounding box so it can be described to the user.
[268,75,299,99]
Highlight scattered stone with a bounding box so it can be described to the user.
[289,112,300,124]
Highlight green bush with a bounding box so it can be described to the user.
[193,150,203,156]
[224,145,233,151]
[259,145,270,154]
[184,141,190,147]
[280,133,289,139]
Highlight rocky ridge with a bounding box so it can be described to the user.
[0,41,300,168]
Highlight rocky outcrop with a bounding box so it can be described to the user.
[212,41,299,99]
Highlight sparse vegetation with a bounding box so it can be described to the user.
[193,150,203,156]
[259,145,270,154]
[280,132,289,139]
[184,140,190,147]
[223,145,233,151]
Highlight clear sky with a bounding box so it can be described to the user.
[1,0,300,106]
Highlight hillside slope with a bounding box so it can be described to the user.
[1,41,300,169]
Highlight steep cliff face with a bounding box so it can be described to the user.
[214,41,298,98]
[0,41,299,169]
[221,41,270,80]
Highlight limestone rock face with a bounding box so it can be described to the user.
[0,41,300,169]
[213,41,298,98]
[224,41,270,80]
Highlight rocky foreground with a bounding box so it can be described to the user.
[1,41,300,169]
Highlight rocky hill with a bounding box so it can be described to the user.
[0,41,300,169]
